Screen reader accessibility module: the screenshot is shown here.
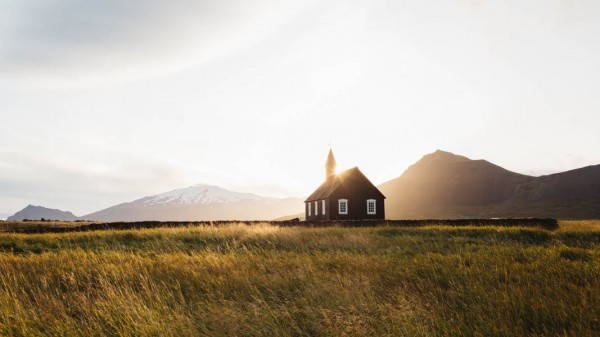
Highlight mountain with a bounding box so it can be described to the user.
[379,150,600,219]
[7,205,78,221]
[274,212,305,221]
[81,184,304,221]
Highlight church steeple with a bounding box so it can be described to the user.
[325,148,337,180]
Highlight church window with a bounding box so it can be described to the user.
[367,199,376,215]
[338,199,348,214]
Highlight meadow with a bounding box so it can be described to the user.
[0,221,598,336]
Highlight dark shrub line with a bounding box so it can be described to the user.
[5,218,558,234]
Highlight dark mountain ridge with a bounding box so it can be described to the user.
[379,150,600,219]
[7,205,78,221]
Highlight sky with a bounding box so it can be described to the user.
[1,0,599,216]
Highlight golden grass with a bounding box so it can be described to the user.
[0,222,598,336]
[558,219,600,232]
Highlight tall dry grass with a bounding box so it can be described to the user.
[0,222,598,336]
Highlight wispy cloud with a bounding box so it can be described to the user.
[0,0,311,82]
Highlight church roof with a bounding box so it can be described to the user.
[305,167,385,202]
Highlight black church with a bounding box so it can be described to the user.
[305,149,385,221]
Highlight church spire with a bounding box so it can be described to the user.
[326,148,337,180]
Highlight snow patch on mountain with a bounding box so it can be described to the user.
[142,184,276,205]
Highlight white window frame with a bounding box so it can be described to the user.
[314,201,318,216]
[338,199,348,215]
[322,200,326,215]
[308,202,311,216]
[367,199,376,215]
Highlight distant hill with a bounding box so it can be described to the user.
[7,205,78,221]
[274,212,305,221]
[81,184,304,221]
[379,150,600,219]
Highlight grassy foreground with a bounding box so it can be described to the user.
[0,221,598,336]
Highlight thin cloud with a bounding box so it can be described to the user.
[0,0,312,82]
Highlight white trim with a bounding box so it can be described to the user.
[367,199,376,215]
[338,199,348,215]
[322,200,326,215]
[308,203,311,216]
[314,201,318,216]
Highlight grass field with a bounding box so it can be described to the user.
[0,221,598,336]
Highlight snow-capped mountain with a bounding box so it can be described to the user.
[81,184,303,222]
[144,184,274,205]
